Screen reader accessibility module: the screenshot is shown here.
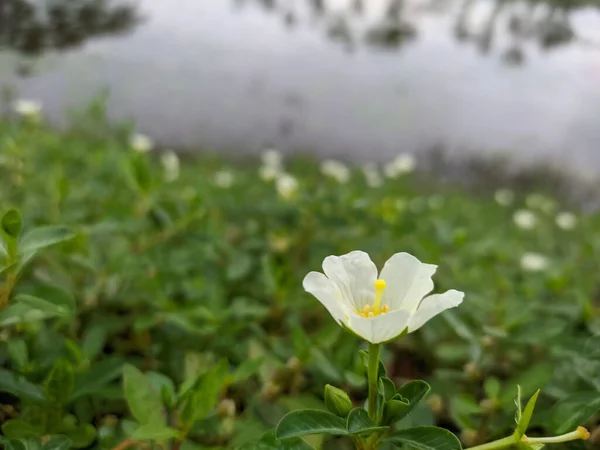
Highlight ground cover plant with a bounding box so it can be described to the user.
[0,101,599,449]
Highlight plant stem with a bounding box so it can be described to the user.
[367,343,381,421]
[465,435,516,450]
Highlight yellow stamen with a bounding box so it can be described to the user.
[381,304,389,313]
[362,304,371,315]
[368,312,374,318]
[373,279,386,315]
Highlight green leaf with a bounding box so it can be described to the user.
[0,294,73,326]
[6,339,29,369]
[130,423,180,441]
[514,390,540,439]
[229,357,264,384]
[72,358,124,400]
[179,358,227,428]
[292,324,312,362]
[551,392,600,434]
[324,384,353,417]
[383,398,411,425]
[0,369,45,402]
[122,364,165,426]
[379,377,396,401]
[239,430,315,450]
[0,438,42,450]
[145,371,176,407]
[42,436,72,450]
[45,358,75,404]
[1,420,40,439]
[514,385,522,425]
[385,426,462,450]
[275,409,348,439]
[81,324,108,361]
[64,424,96,449]
[2,209,23,239]
[31,285,76,314]
[346,408,388,435]
[20,226,75,254]
[396,380,431,417]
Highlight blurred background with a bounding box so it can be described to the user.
[1,1,600,450]
[1,0,600,172]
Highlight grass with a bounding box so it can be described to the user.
[0,104,599,449]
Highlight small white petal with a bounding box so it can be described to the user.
[555,212,577,230]
[379,252,437,312]
[408,290,464,333]
[348,309,411,344]
[513,210,536,230]
[520,252,549,272]
[303,271,348,324]
[322,251,377,311]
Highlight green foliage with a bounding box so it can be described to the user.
[0,109,599,449]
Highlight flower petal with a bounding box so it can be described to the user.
[347,309,411,344]
[379,252,437,312]
[322,251,377,311]
[303,271,348,324]
[408,289,464,333]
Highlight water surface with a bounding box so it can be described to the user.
[1,0,600,172]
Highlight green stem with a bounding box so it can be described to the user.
[465,435,516,450]
[367,343,381,421]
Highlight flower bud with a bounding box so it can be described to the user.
[427,394,444,414]
[460,429,478,447]
[216,399,236,418]
[324,384,353,417]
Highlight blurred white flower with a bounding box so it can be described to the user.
[513,209,536,230]
[362,163,383,188]
[214,170,234,188]
[275,173,299,200]
[384,153,416,178]
[13,99,42,118]
[494,189,514,206]
[555,212,577,230]
[321,159,350,183]
[259,149,284,181]
[526,194,555,214]
[161,151,180,182]
[303,251,464,344]
[520,252,549,272]
[261,149,282,168]
[129,133,154,153]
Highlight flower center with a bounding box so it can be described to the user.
[358,279,389,318]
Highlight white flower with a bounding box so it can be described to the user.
[384,153,416,178]
[129,133,154,153]
[261,149,282,168]
[13,99,42,117]
[214,170,234,188]
[362,163,383,188]
[321,159,350,184]
[513,209,536,230]
[494,189,514,206]
[555,212,577,230]
[276,173,299,199]
[303,251,464,344]
[161,151,180,182]
[520,252,549,272]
